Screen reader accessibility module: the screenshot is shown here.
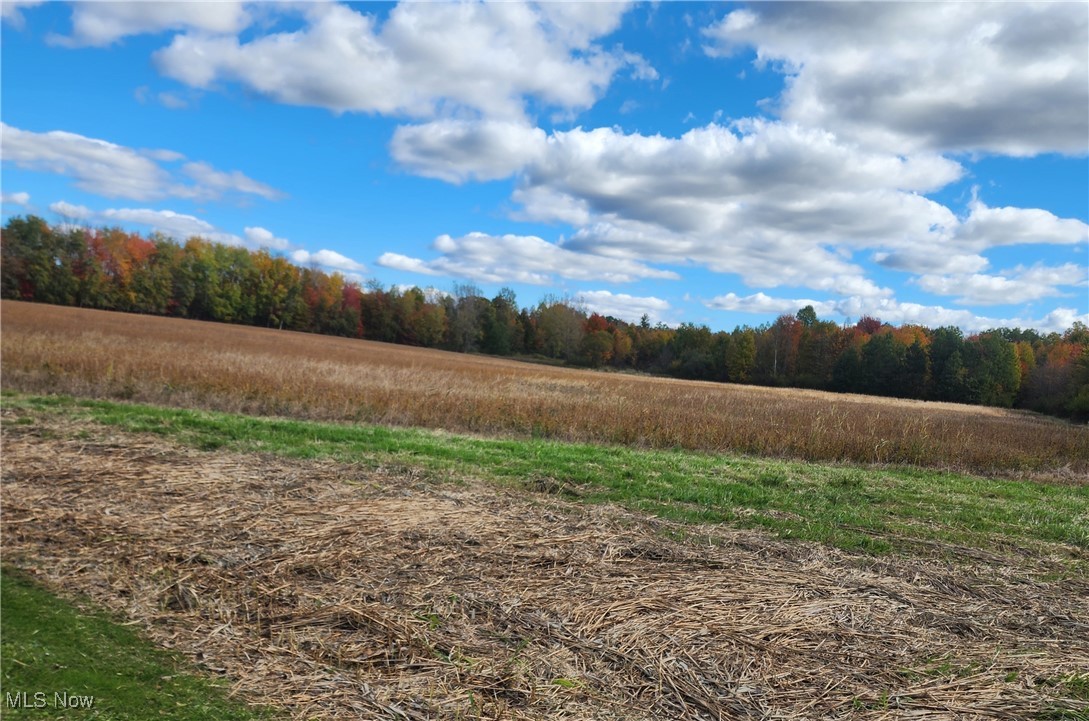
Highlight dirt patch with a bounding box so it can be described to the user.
[2,416,1087,720]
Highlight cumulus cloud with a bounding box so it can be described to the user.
[876,198,1089,276]
[704,2,1089,156]
[46,200,93,221]
[1,191,30,207]
[504,120,958,296]
[1,0,43,29]
[915,263,1087,306]
[1,123,282,203]
[706,291,1088,334]
[377,231,679,286]
[377,253,442,277]
[3,123,172,201]
[706,292,838,319]
[389,113,1085,309]
[244,226,290,251]
[954,199,1088,248]
[52,1,251,47]
[291,248,367,274]
[390,119,547,183]
[153,1,643,120]
[576,290,672,325]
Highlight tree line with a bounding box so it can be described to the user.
[3,215,1087,420]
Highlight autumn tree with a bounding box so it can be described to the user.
[536,296,585,361]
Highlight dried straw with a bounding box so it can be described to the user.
[3,414,1087,720]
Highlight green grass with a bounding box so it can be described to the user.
[0,568,276,720]
[5,392,1089,557]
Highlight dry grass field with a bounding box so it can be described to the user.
[2,301,1085,477]
[4,414,1088,720]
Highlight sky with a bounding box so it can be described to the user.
[1,1,1087,334]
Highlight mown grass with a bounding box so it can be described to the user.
[6,392,1088,558]
[4,301,1087,478]
[0,567,276,720]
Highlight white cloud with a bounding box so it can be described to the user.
[704,3,1089,156]
[1,191,30,207]
[291,248,367,274]
[143,148,185,163]
[915,263,1087,306]
[706,291,1089,334]
[954,199,1088,248]
[44,202,379,277]
[376,231,679,286]
[390,119,547,183]
[3,123,172,201]
[706,292,838,319]
[44,201,307,254]
[244,226,290,251]
[872,250,990,276]
[377,252,442,277]
[153,1,644,120]
[47,200,246,246]
[1034,307,1089,334]
[576,290,672,325]
[391,115,1085,305]
[393,284,451,303]
[46,200,93,221]
[1,0,43,29]
[107,208,228,241]
[1,123,282,203]
[535,2,631,47]
[157,92,188,110]
[52,1,251,47]
[181,161,284,201]
[875,198,1089,276]
[506,120,957,296]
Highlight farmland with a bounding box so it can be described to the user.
[3,300,1089,719]
[2,301,1086,478]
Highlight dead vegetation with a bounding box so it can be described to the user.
[3,413,1087,720]
[2,301,1086,478]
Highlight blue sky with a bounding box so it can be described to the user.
[2,1,1086,333]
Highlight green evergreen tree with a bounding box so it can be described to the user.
[904,339,931,399]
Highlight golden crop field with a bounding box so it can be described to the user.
[2,300,1086,477]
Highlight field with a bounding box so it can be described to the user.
[3,300,1089,719]
[2,301,1087,478]
[3,408,1088,720]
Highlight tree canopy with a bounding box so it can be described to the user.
[4,216,1087,420]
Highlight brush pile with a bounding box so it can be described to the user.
[3,416,1087,720]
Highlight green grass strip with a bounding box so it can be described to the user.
[0,567,276,720]
[5,392,1089,557]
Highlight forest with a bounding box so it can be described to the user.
[3,214,1087,420]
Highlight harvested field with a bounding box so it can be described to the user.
[3,413,1088,720]
[2,301,1087,478]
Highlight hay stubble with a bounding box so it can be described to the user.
[2,301,1086,478]
[3,414,1087,720]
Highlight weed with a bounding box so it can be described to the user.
[3,301,1086,478]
